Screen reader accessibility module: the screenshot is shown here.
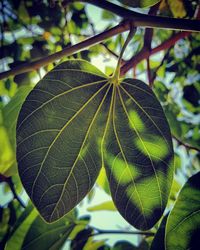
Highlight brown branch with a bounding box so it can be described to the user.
[173,135,200,153]
[120,31,191,76]
[100,42,123,61]
[0,20,132,80]
[65,0,200,32]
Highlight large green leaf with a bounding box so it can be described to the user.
[117,0,160,8]
[165,172,200,250]
[22,214,75,250]
[16,60,111,223]
[104,79,174,230]
[16,59,173,230]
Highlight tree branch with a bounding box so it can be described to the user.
[65,0,200,32]
[0,20,131,80]
[7,177,26,208]
[90,226,154,236]
[173,135,200,153]
[120,31,191,75]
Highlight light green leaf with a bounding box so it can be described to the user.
[87,201,116,212]
[104,79,174,230]
[22,214,75,250]
[17,60,173,230]
[6,207,38,250]
[3,86,32,150]
[17,60,111,223]
[165,172,200,250]
[117,0,160,8]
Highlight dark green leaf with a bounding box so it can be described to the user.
[150,214,168,250]
[112,241,137,250]
[22,214,75,250]
[16,60,111,223]
[87,201,116,212]
[104,79,174,230]
[165,172,200,250]
[117,0,160,8]
[17,60,173,230]
[70,228,93,250]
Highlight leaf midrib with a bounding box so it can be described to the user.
[117,86,163,213]
[112,86,148,228]
[49,83,112,221]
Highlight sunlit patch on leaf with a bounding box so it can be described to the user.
[135,135,169,160]
[128,110,145,132]
[105,153,139,185]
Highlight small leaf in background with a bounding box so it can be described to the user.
[70,228,93,250]
[104,79,174,230]
[168,0,186,18]
[0,126,15,176]
[22,214,75,250]
[165,172,200,250]
[117,0,160,8]
[3,86,33,151]
[112,240,137,250]
[87,201,116,212]
[96,167,111,195]
[5,207,38,250]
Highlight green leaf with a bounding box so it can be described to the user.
[165,172,200,250]
[16,60,111,223]
[22,214,75,250]
[104,79,174,230]
[70,228,93,250]
[150,214,168,250]
[3,86,32,150]
[5,207,38,250]
[117,0,160,8]
[87,201,116,212]
[17,60,173,230]
[113,241,137,250]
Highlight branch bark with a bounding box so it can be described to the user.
[120,31,191,76]
[173,135,200,153]
[0,20,131,80]
[66,0,200,32]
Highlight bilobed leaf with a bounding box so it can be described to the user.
[165,172,200,250]
[17,59,173,230]
[22,214,75,250]
[104,79,174,230]
[16,60,111,223]
[117,0,160,8]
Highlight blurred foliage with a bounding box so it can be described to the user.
[0,0,199,249]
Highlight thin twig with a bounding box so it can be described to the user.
[91,227,154,236]
[173,135,200,153]
[120,31,192,76]
[7,177,26,208]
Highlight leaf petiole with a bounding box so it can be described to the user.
[110,24,136,85]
